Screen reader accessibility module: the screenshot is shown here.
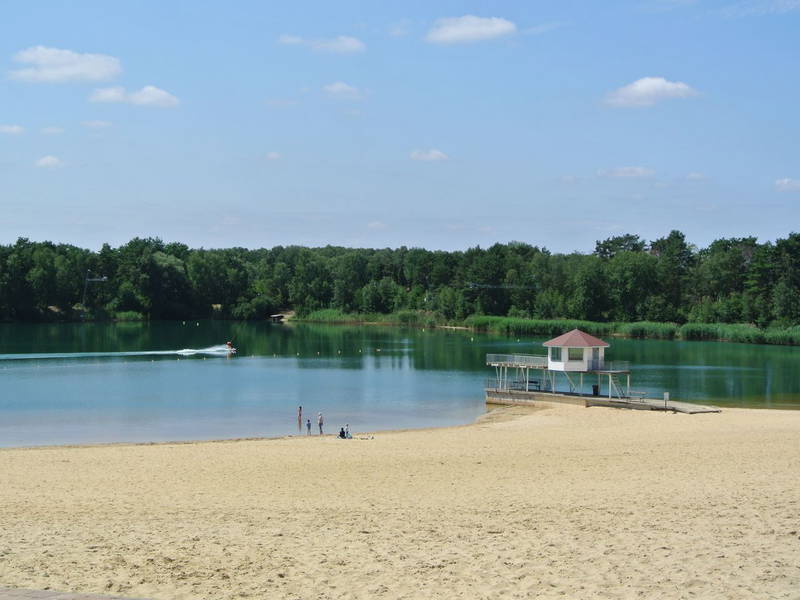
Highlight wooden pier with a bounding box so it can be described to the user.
[486,389,721,414]
[484,330,722,415]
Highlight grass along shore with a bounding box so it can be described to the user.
[298,309,800,346]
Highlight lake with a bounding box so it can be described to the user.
[1,320,798,447]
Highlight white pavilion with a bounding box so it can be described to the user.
[486,328,632,399]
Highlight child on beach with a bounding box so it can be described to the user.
[306,418,311,435]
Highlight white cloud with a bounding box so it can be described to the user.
[266,152,281,160]
[367,221,387,230]
[606,77,698,107]
[81,120,112,128]
[278,34,365,54]
[10,46,121,83]
[322,81,362,100]
[598,166,656,178]
[41,126,64,135]
[686,172,708,181]
[35,155,65,168]
[426,15,517,44]
[776,178,800,192]
[0,124,24,134]
[128,86,179,107]
[410,149,448,161]
[89,85,179,107]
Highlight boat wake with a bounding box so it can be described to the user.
[0,345,235,361]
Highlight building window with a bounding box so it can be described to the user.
[550,347,561,361]
[568,348,583,361]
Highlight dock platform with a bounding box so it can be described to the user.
[486,389,721,414]
[584,397,721,414]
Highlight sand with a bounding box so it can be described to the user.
[1,402,799,599]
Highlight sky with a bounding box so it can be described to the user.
[1,0,799,253]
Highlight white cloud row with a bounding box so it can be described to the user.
[2,123,112,135]
[0,124,24,134]
[425,15,517,44]
[598,166,656,178]
[89,85,179,107]
[8,46,179,110]
[10,46,121,83]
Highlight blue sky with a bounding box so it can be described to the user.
[1,0,798,252]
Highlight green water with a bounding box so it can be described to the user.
[0,321,797,447]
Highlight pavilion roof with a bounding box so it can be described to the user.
[542,328,609,348]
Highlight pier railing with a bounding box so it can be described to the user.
[589,360,631,372]
[486,353,548,368]
[485,378,545,392]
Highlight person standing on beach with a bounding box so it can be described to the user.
[297,405,303,430]
[306,418,311,435]
[317,412,324,435]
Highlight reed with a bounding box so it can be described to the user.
[616,321,678,339]
[299,310,800,346]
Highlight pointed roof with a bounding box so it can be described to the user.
[543,328,609,348]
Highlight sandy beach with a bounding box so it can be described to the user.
[1,402,799,599]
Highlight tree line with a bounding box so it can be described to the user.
[1,231,799,327]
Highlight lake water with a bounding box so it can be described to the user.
[1,321,798,447]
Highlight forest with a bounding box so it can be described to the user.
[1,231,799,330]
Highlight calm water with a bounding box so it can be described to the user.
[1,321,798,447]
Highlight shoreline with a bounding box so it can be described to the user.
[2,401,799,599]
[0,405,527,453]
[1,401,792,453]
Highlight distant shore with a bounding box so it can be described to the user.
[296,309,800,346]
[1,402,798,599]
